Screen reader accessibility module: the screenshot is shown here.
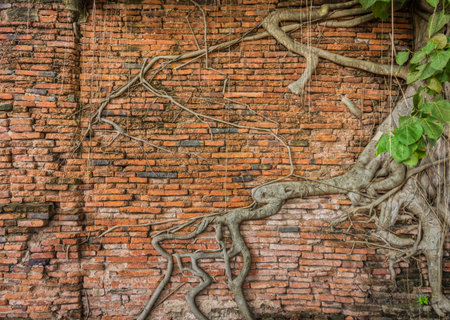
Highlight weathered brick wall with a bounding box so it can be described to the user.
[0,1,84,318]
[0,0,448,319]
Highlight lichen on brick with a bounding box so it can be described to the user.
[3,8,38,22]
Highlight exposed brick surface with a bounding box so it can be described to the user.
[0,0,448,319]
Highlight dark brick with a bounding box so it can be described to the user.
[27,89,48,95]
[232,175,253,183]
[27,212,50,220]
[27,259,49,266]
[7,34,18,40]
[136,172,178,179]
[291,140,309,147]
[0,104,13,112]
[212,128,238,134]
[124,63,142,69]
[5,8,38,22]
[90,159,111,166]
[40,71,57,77]
[178,140,202,147]
[67,95,77,103]
[59,214,81,221]
[58,178,83,185]
[252,164,272,170]
[279,227,300,233]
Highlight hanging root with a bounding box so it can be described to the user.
[74,1,449,319]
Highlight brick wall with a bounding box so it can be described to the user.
[0,1,83,318]
[0,0,448,319]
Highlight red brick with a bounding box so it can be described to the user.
[0,94,13,100]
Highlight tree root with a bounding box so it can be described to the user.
[262,5,408,95]
[72,1,449,319]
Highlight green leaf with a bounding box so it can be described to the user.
[407,63,436,84]
[403,153,419,166]
[436,70,449,82]
[420,118,444,139]
[422,40,437,54]
[394,121,423,145]
[396,51,410,66]
[371,1,391,19]
[416,147,427,159]
[413,87,424,110]
[390,136,413,162]
[417,296,429,305]
[442,61,450,82]
[359,0,379,9]
[423,100,450,123]
[430,50,450,71]
[398,116,419,127]
[437,60,450,82]
[426,0,439,6]
[407,70,422,84]
[427,77,443,93]
[428,11,450,37]
[418,63,437,80]
[431,33,448,49]
[427,136,438,146]
[410,51,427,65]
[410,139,425,154]
[376,133,391,155]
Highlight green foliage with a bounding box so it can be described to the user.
[422,100,450,122]
[431,33,447,49]
[368,0,450,166]
[417,296,429,305]
[376,86,448,166]
[427,10,450,37]
[359,0,407,19]
[371,1,391,19]
[396,51,410,65]
[360,0,384,10]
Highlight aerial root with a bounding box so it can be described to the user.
[70,1,450,319]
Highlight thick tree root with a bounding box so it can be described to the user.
[262,5,408,95]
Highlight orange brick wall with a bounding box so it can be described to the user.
[0,0,448,319]
[0,1,84,318]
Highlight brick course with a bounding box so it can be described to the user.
[0,0,448,319]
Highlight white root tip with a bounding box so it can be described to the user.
[341,95,363,119]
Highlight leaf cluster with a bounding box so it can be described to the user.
[367,0,450,166]
[376,96,449,165]
[417,296,429,305]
